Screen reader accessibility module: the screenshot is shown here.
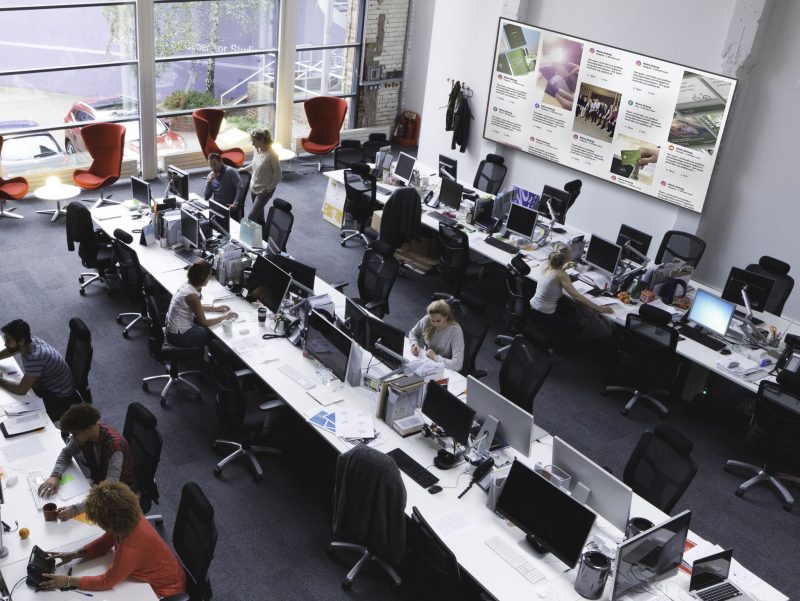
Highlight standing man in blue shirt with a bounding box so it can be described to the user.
[203,152,245,214]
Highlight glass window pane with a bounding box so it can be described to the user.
[0,126,84,180]
[292,97,351,143]
[154,0,279,58]
[296,0,361,46]
[294,47,358,100]
[0,5,137,71]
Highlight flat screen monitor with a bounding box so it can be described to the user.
[393,152,416,185]
[688,289,735,337]
[585,235,622,276]
[473,197,495,230]
[616,224,652,260]
[438,154,457,181]
[612,510,692,600]
[304,310,352,383]
[539,185,571,224]
[552,437,632,533]
[439,178,463,210]
[512,185,539,210]
[130,176,151,205]
[465,376,532,457]
[167,165,190,200]
[269,254,316,298]
[421,381,475,446]
[343,297,370,348]
[180,207,201,249]
[207,198,230,236]
[721,267,775,313]
[366,315,405,370]
[245,255,292,313]
[495,459,596,569]
[505,203,538,239]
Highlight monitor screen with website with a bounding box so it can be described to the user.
[505,203,538,239]
[269,254,316,298]
[393,152,416,185]
[721,267,775,313]
[167,165,190,200]
[688,289,735,336]
[130,176,151,205]
[438,154,457,181]
[207,198,230,235]
[245,255,292,313]
[512,185,539,209]
[616,224,652,259]
[465,376,532,457]
[304,310,352,383]
[495,459,596,569]
[539,185,571,224]
[439,178,464,210]
[421,381,476,446]
[612,511,692,600]
[180,207,200,249]
[585,235,622,276]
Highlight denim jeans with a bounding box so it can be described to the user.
[166,325,212,348]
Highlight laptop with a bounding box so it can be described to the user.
[690,550,755,601]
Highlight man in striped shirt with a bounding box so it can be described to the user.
[0,319,74,420]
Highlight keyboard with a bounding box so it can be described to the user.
[377,185,392,195]
[386,448,439,488]
[734,309,763,325]
[696,582,742,601]
[427,212,457,227]
[278,364,315,389]
[27,470,47,510]
[485,536,545,584]
[484,236,519,254]
[677,324,727,351]
[174,248,197,263]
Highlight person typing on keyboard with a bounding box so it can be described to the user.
[409,300,465,372]
[38,404,136,521]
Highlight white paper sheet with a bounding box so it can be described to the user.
[0,436,46,463]
[335,410,373,438]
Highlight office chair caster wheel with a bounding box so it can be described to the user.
[735,488,745,497]
[142,382,149,392]
[78,276,85,284]
[340,240,346,247]
[341,579,352,591]
[390,582,401,592]
[253,474,262,483]
[620,408,629,416]
[79,289,86,296]
[116,316,123,324]
[600,390,609,396]
[213,467,222,477]
[122,330,129,339]
[326,547,336,560]
[723,465,731,472]
[783,503,793,511]
[160,397,167,407]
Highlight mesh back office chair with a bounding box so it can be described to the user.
[431,292,489,378]
[603,304,679,418]
[172,482,218,601]
[473,154,507,195]
[65,201,116,295]
[301,96,348,172]
[363,132,388,162]
[334,139,365,170]
[207,339,284,482]
[497,335,553,414]
[0,136,28,219]
[263,198,294,254]
[409,507,463,601]
[624,423,697,514]
[746,256,794,316]
[70,123,126,210]
[503,254,534,334]
[341,163,377,248]
[192,108,245,167]
[724,374,800,511]
[335,241,400,319]
[123,401,164,526]
[655,230,706,268]
[113,229,147,337]
[436,223,490,297]
[65,317,93,406]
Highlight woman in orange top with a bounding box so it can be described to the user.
[40,481,186,598]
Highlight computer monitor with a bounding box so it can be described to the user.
[688,289,735,337]
[438,154,457,181]
[689,549,735,594]
[492,189,513,221]
[585,235,622,276]
[304,310,352,383]
[421,381,475,447]
[269,254,316,298]
[167,165,190,200]
[393,152,416,185]
[721,267,775,313]
[612,510,692,600]
[495,459,596,569]
[473,197,495,230]
[343,297,370,347]
[465,376,532,457]
[130,176,151,205]
[539,185,571,224]
[551,437,632,533]
[439,178,463,210]
[207,198,230,236]
[616,224,652,260]
[180,207,201,249]
[512,185,539,210]
[504,203,538,239]
[245,255,292,313]
[374,146,393,172]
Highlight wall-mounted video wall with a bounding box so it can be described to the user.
[483,18,736,213]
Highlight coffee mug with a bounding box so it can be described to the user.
[43,502,57,521]
[625,516,654,539]
[221,319,234,335]
[258,307,267,325]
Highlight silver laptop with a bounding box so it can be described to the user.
[690,550,755,601]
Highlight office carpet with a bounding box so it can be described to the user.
[1,160,798,600]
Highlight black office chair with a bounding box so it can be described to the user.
[746,256,794,316]
[377,187,421,252]
[335,241,400,318]
[472,153,507,195]
[341,163,377,248]
[624,424,697,514]
[230,171,252,223]
[362,132,388,162]
[207,339,284,482]
[123,401,163,526]
[496,334,553,414]
[333,139,365,170]
[432,292,489,378]
[603,304,679,418]
[409,506,463,601]
[655,230,706,269]
[502,254,535,334]
[436,223,491,297]
[65,317,93,406]
[724,373,800,511]
[263,198,293,255]
[329,445,406,591]
[65,201,115,295]
[564,179,582,211]
[141,292,204,407]
[172,482,217,601]
[112,229,147,337]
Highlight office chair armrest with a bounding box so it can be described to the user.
[330,281,349,292]
[363,300,387,313]
[430,292,454,302]
[471,369,488,379]
[494,346,510,362]
[494,334,513,346]
[234,368,256,379]
[258,399,285,412]
[161,595,190,601]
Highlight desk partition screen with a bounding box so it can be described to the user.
[484,18,736,213]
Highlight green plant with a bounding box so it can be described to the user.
[225,114,258,133]
[161,90,217,111]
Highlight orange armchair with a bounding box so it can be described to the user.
[301,96,348,171]
[73,123,126,209]
[192,108,245,167]
[0,136,29,220]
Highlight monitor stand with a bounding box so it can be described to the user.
[434,450,459,470]
[525,534,548,555]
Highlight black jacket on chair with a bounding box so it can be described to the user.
[379,187,421,250]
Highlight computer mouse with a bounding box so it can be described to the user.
[535,587,550,599]
[427,484,443,494]
[720,348,732,355]
[5,474,17,488]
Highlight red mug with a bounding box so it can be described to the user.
[43,502,57,521]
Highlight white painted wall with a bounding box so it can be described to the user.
[402,0,436,115]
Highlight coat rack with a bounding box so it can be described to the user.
[447,78,473,98]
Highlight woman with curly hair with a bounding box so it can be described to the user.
[40,481,185,598]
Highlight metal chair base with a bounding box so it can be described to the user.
[605,385,669,418]
[36,200,67,222]
[142,369,202,406]
[117,312,144,337]
[341,229,370,247]
[328,542,402,590]
[79,271,105,294]
[213,439,281,482]
[0,204,23,219]
[725,460,795,510]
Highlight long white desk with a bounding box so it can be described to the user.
[94,204,787,601]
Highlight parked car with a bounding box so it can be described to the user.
[64,96,186,158]
[0,120,74,176]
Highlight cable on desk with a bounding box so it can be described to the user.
[10,574,26,599]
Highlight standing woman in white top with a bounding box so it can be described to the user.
[165,260,237,347]
[236,128,282,225]
[409,300,465,372]
[529,243,612,339]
